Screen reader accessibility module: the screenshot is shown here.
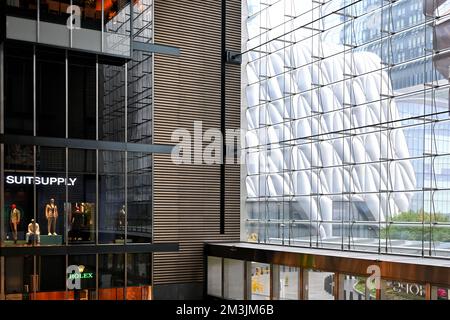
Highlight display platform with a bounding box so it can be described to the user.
[114,239,133,244]
[3,240,28,246]
[40,235,63,245]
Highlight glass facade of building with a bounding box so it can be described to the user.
[0,0,156,300]
[243,0,450,258]
[3,0,133,58]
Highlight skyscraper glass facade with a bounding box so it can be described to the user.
[243,0,450,258]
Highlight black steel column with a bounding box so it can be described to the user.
[220,0,227,235]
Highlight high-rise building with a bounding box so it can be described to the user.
[0,0,241,300]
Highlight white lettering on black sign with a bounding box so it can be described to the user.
[6,176,77,186]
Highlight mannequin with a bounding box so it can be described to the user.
[70,205,84,241]
[119,205,126,227]
[117,205,126,239]
[10,204,21,243]
[45,198,58,236]
[26,219,40,244]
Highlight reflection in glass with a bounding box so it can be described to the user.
[39,0,71,25]
[278,265,299,300]
[251,262,270,300]
[243,0,450,258]
[99,64,126,142]
[6,0,37,18]
[99,151,125,243]
[104,0,131,56]
[99,254,125,300]
[36,47,66,138]
[303,270,334,300]
[127,152,152,243]
[207,257,222,298]
[223,259,245,300]
[339,275,375,300]
[68,53,97,140]
[37,255,66,298]
[72,0,102,30]
[381,280,426,300]
[127,253,152,300]
[4,43,34,136]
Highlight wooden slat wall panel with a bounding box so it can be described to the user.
[153,0,241,285]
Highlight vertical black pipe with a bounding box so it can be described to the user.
[220,0,226,234]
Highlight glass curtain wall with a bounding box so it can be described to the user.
[4,0,132,57]
[1,0,154,247]
[243,0,450,258]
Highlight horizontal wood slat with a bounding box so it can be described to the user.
[153,0,241,285]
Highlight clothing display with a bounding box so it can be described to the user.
[117,205,126,240]
[45,199,58,236]
[118,205,126,227]
[70,207,86,241]
[10,205,21,223]
[9,204,21,242]
[26,219,40,244]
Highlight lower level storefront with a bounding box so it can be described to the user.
[205,242,450,300]
[0,253,152,300]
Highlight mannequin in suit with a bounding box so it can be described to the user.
[10,203,21,242]
[45,198,58,236]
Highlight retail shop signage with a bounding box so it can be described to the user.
[68,272,94,280]
[6,176,77,186]
[67,265,93,290]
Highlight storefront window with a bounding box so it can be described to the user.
[3,145,34,246]
[278,265,299,300]
[207,256,222,298]
[35,255,66,299]
[303,270,335,300]
[98,253,125,300]
[68,254,96,300]
[3,255,67,300]
[68,149,96,244]
[338,275,375,300]
[223,259,245,300]
[127,253,152,300]
[250,262,270,300]
[381,280,426,300]
[36,147,66,244]
[432,286,450,300]
[4,256,34,299]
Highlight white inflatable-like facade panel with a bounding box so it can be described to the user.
[244,0,416,238]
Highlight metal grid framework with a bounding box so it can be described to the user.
[243,0,450,258]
